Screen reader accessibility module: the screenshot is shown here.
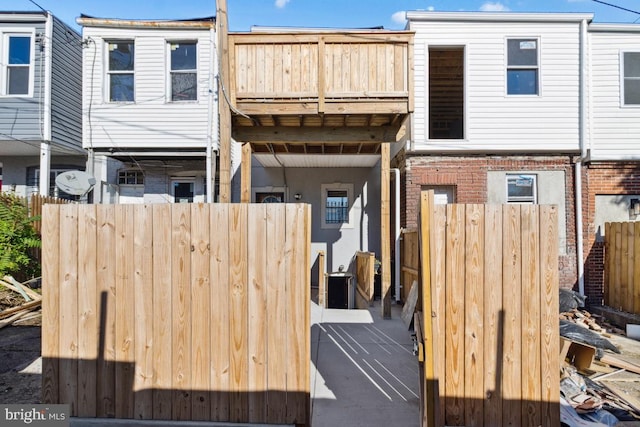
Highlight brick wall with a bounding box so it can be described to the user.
[394,154,578,288]
[584,162,640,305]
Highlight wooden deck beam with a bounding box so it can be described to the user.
[233,125,404,144]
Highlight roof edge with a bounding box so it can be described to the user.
[405,11,594,23]
[589,23,640,33]
[76,15,215,29]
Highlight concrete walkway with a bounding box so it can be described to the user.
[310,301,420,427]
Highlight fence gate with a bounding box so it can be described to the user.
[416,192,560,427]
[604,221,640,314]
[41,203,311,426]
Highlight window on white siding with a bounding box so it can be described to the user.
[429,47,464,139]
[507,39,539,95]
[169,42,197,101]
[506,174,537,204]
[321,183,354,229]
[622,52,640,106]
[2,33,33,96]
[107,41,134,102]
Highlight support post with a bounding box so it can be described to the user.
[216,0,231,202]
[381,143,391,318]
[241,143,251,203]
[39,142,51,196]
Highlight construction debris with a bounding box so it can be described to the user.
[561,300,640,426]
[0,276,41,329]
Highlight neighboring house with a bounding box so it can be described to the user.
[401,12,593,290]
[583,23,640,304]
[0,11,85,198]
[77,15,218,203]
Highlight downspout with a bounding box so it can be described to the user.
[575,18,588,296]
[206,25,218,202]
[39,12,53,196]
[392,168,401,302]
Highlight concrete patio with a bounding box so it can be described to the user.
[310,301,420,427]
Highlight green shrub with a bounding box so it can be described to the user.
[0,193,41,279]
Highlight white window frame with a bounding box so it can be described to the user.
[321,183,354,229]
[505,37,540,96]
[506,174,537,204]
[106,40,135,103]
[167,40,198,102]
[621,51,640,107]
[1,30,35,97]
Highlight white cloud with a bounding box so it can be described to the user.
[392,11,407,24]
[275,0,290,8]
[428,6,435,11]
[479,2,510,11]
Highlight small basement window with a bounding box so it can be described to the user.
[506,174,537,204]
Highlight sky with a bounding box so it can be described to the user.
[7,0,640,33]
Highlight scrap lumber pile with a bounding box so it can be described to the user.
[560,289,640,425]
[0,276,41,328]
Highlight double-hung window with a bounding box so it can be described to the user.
[507,38,539,95]
[107,41,135,102]
[169,41,197,101]
[506,174,537,204]
[622,52,640,106]
[3,33,33,96]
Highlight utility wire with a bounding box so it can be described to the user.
[592,0,640,16]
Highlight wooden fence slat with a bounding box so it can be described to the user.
[41,204,60,404]
[444,204,465,426]
[59,204,79,414]
[96,205,116,418]
[613,222,623,309]
[152,204,173,420]
[604,223,611,306]
[171,204,192,420]
[634,224,640,314]
[248,204,267,422]
[191,204,212,421]
[77,204,97,417]
[134,205,154,419]
[502,204,522,426]
[464,204,484,427]
[540,205,560,427]
[115,205,135,419]
[621,222,631,312]
[431,204,446,427]
[627,223,635,314]
[210,204,230,422]
[521,205,541,427]
[483,204,503,427]
[229,203,249,423]
[266,203,287,423]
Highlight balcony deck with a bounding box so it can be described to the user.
[228,30,414,152]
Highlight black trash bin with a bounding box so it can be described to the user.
[326,273,353,309]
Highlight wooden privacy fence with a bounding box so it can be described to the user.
[604,221,640,313]
[41,203,311,426]
[354,251,375,308]
[29,194,71,233]
[401,229,419,303]
[416,192,560,427]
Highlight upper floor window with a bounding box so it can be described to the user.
[2,33,33,96]
[507,39,539,95]
[506,174,537,204]
[429,47,464,139]
[622,52,640,106]
[169,42,197,101]
[118,170,144,185]
[107,41,134,102]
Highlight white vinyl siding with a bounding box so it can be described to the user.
[81,26,214,151]
[409,20,582,153]
[589,31,640,159]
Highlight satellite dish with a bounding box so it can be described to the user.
[55,170,96,196]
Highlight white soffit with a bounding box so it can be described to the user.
[253,154,380,168]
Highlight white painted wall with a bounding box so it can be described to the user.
[81,25,214,151]
[408,15,583,153]
[589,28,640,160]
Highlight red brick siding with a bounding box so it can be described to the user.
[395,155,578,288]
[584,162,640,305]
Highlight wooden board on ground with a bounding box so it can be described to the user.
[401,280,418,329]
